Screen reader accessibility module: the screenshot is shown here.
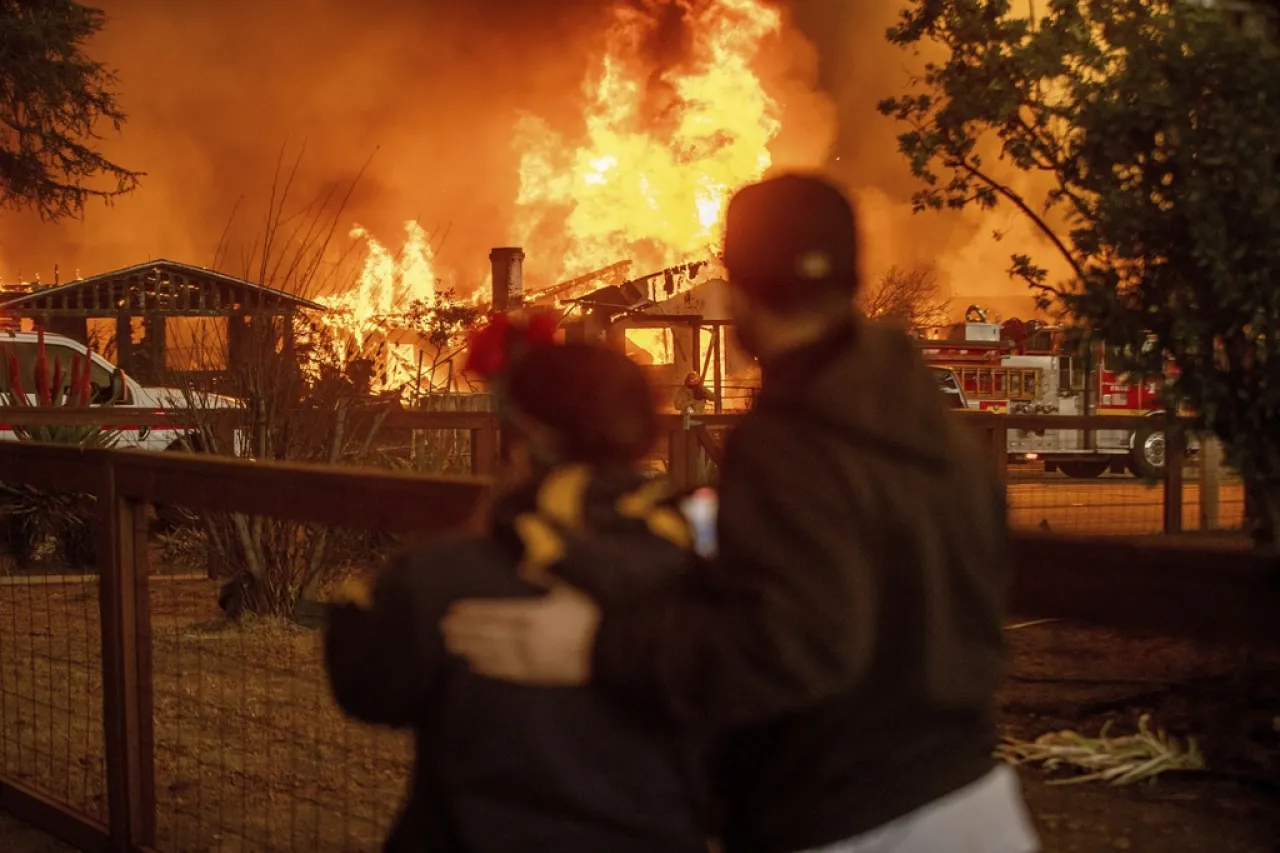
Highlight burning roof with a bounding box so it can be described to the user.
[566,260,710,322]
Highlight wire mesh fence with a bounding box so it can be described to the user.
[1005,469,1247,536]
[0,441,488,853]
[145,509,410,852]
[0,413,1266,852]
[0,481,108,824]
[0,503,418,850]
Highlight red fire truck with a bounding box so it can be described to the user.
[919,321,1171,479]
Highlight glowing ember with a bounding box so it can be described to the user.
[515,0,783,291]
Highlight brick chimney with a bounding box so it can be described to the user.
[489,247,525,311]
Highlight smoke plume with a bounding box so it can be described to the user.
[782,0,1064,314]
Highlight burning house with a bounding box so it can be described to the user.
[310,223,485,399]
[253,0,789,404]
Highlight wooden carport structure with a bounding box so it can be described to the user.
[0,260,324,388]
[563,266,737,413]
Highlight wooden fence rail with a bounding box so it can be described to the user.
[0,413,1276,851]
[0,407,1217,533]
[0,407,1231,534]
[660,412,1195,534]
[0,443,491,853]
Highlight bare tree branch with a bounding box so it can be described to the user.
[861,265,951,330]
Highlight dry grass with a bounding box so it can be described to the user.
[0,576,410,853]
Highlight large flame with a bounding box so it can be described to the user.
[515,0,783,291]
[316,221,441,391]
[320,221,439,347]
[324,0,786,381]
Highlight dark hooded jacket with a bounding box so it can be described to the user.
[324,467,709,853]
[554,315,1012,853]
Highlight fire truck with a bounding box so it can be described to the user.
[919,318,1172,479]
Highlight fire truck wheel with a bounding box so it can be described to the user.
[1059,460,1109,479]
[1130,422,1166,480]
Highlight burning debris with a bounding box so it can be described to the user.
[312,223,480,397]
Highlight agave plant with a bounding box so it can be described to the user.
[2,328,121,448]
[0,329,119,571]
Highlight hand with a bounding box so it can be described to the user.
[440,583,601,686]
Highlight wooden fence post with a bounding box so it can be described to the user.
[668,423,693,492]
[712,327,723,415]
[470,416,498,477]
[96,459,157,850]
[1163,422,1185,535]
[1199,434,1221,531]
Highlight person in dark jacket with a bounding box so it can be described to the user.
[324,315,709,853]
[441,176,1039,853]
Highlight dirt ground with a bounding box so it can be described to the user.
[999,622,1279,852]
[1,580,1276,853]
[0,811,75,853]
[0,577,408,852]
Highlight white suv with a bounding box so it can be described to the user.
[0,329,240,452]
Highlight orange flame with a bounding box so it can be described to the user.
[515,0,783,292]
[328,0,788,376]
[317,222,441,391]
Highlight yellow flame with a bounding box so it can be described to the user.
[316,222,441,391]
[515,0,783,335]
[625,328,673,366]
[325,0,785,372]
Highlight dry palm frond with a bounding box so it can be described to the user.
[995,714,1204,785]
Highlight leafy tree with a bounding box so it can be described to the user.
[861,265,951,329]
[879,0,1280,542]
[0,0,141,220]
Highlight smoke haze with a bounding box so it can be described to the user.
[0,0,1057,313]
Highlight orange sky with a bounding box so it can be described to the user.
[0,0,1062,312]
